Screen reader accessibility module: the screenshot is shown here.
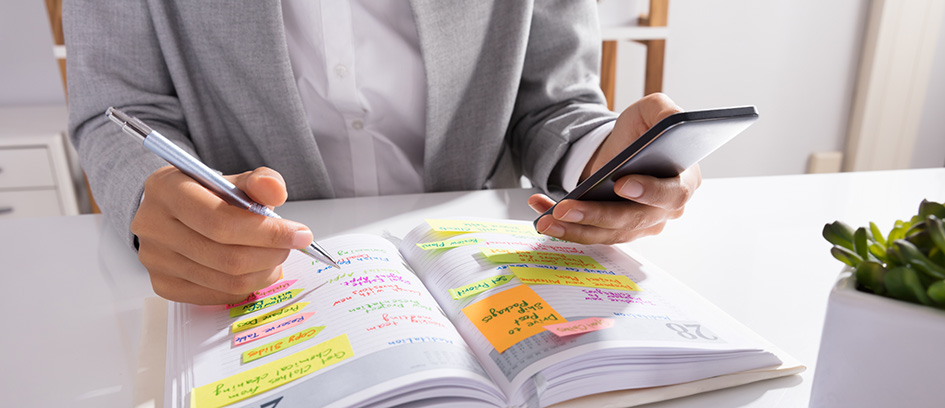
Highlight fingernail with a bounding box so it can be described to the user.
[541,222,565,238]
[559,209,583,222]
[293,230,313,248]
[619,180,644,198]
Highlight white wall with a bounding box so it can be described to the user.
[610,0,873,178]
[0,1,65,106]
[913,14,945,169]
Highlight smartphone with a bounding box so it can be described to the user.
[534,106,759,227]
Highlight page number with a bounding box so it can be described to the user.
[665,323,718,340]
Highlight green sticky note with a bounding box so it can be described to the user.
[229,289,304,318]
[448,274,514,299]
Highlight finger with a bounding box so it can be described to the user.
[164,218,293,274]
[160,176,313,249]
[614,166,701,211]
[133,199,292,274]
[527,194,556,214]
[549,199,682,231]
[229,167,289,208]
[537,213,669,245]
[615,93,684,142]
[139,239,283,298]
[636,93,684,129]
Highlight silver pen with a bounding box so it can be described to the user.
[105,107,340,269]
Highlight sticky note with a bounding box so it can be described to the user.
[241,325,326,363]
[416,237,483,250]
[191,334,353,408]
[544,317,615,337]
[510,267,641,291]
[426,219,540,236]
[482,248,605,270]
[229,289,303,318]
[233,312,316,347]
[226,279,298,309]
[448,275,514,300]
[461,285,563,353]
[232,302,309,333]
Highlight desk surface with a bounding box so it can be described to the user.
[3,168,944,407]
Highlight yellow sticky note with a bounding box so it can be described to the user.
[510,267,642,291]
[241,325,326,363]
[461,285,563,353]
[426,219,540,236]
[448,274,514,300]
[481,248,605,270]
[229,289,303,318]
[416,237,483,250]
[192,333,353,408]
[232,302,309,333]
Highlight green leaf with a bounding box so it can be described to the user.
[854,227,870,261]
[868,243,888,263]
[926,215,945,256]
[855,261,886,295]
[894,239,945,280]
[884,266,911,301]
[902,266,932,306]
[927,280,945,306]
[823,221,855,251]
[831,246,862,267]
[918,199,945,219]
[869,221,887,247]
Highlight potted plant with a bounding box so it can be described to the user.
[809,199,945,408]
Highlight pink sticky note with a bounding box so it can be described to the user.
[233,312,315,346]
[543,317,615,337]
[226,279,299,309]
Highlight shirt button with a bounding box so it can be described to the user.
[351,120,364,130]
[334,64,348,79]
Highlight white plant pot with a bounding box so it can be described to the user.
[810,268,945,408]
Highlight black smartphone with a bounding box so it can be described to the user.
[534,106,759,228]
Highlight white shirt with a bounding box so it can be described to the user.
[281,0,612,197]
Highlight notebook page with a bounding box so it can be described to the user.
[166,234,502,408]
[398,219,779,405]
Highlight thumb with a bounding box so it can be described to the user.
[228,167,289,208]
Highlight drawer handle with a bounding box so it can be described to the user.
[0,207,12,215]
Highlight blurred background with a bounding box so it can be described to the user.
[1,0,943,217]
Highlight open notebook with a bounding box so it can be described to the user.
[154,218,804,408]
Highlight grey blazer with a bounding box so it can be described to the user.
[64,0,616,247]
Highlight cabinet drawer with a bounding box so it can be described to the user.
[0,189,62,218]
[0,147,55,189]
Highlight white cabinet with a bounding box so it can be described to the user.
[0,105,79,218]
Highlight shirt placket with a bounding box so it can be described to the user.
[320,0,377,196]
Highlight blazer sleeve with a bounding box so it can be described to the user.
[508,0,618,198]
[64,0,199,249]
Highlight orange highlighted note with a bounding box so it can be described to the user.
[461,285,563,353]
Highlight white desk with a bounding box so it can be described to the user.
[3,168,944,407]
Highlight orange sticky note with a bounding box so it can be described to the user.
[461,285,563,353]
[544,317,615,337]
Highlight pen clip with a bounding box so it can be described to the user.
[106,107,153,140]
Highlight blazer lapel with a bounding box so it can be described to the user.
[170,1,336,198]
[408,1,531,191]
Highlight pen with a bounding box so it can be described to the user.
[104,107,340,269]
